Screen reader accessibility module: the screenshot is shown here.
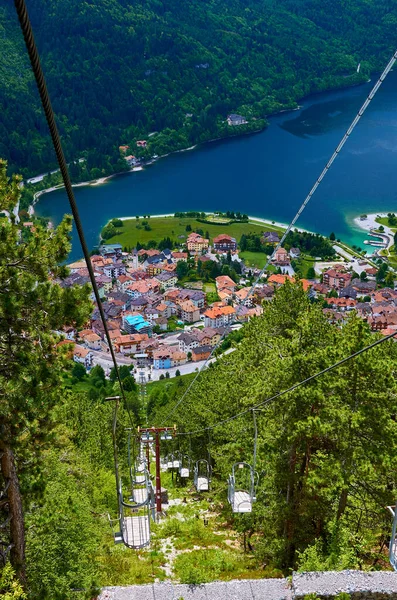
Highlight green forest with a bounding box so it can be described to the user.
[2,0,397,179]
[2,161,397,598]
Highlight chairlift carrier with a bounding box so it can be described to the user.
[194,459,211,492]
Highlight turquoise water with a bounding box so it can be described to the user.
[36,71,397,261]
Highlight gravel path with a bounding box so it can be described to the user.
[99,571,397,600]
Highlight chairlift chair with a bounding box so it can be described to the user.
[117,481,152,549]
[132,477,154,506]
[228,462,255,513]
[131,459,146,486]
[135,457,146,473]
[194,459,211,492]
[172,451,181,469]
[142,431,154,443]
[179,454,191,479]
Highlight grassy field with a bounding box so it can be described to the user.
[375,216,397,231]
[239,250,271,269]
[203,282,216,293]
[106,216,283,248]
[147,372,195,393]
[296,255,316,278]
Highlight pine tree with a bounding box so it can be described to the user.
[163,282,397,571]
[0,161,92,581]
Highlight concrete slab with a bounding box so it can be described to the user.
[250,578,291,600]
[152,582,175,600]
[174,583,208,599]
[205,581,229,599]
[293,570,397,599]
[99,572,397,600]
[99,585,155,600]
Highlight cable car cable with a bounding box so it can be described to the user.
[13,0,135,428]
[161,47,397,427]
[176,327,397,436]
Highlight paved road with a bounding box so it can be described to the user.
[135,348,236,382]
[91,349,134,370]
[138,360,207,382]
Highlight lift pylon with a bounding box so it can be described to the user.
[138,425,176,518]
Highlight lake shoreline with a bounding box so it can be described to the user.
[28,128,265,215]
[353,212,395,252]
[115,212,310,233]
[27,81,360,215]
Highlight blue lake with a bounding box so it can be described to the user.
[35,71,397,261]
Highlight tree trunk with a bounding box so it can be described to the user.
[336,486,349,521]
[0,438,26,584]
[283,443,297,569]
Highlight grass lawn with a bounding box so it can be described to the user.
[203,282,216,293]
[296,256,316,278]
[375,216,397,231]
[105,216,283,249]
[239,250,271,269]
[147,372,195,393]
[61,372,92,392]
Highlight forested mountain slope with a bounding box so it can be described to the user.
[2,0,397,178]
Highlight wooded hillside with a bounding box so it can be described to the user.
[1,0,397,178]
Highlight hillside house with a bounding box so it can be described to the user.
[68,260,87,274]
[116,274,133,292]
[104,261,126,279]
[73,345,93,369]
[323,268,351,290]
[290,248,301,259]
[178,333,200,353]
[100,243,123,259]
[339,286,357,300]
[262,231,280,245]
[179,300,201,323]
[215,275,237,293]
[114,333,149,354]
[204,305,236,328]
[196,327,221,347]
[154,317,168,331]
[123,314,152,336]
[273,247,290,266]
[62,325,76,341]
[253,286,274,302]
[153,349,172,370]
[107,291,131,311]
[82,332,102,351]
[171,351,187,367]
[187,233,209,252]
[227,113,247,126]
[156,302,172,319]
[213,234,237,252]
[177,289,206,308]
[351,279,377,295]
[144,307,160,324]
[96,275,113,293]
[172,251,188,262]
[154,271,178,289]
[268,274,294,287]
[235,287,255,307]
[91,319,119,340]
[192,345,212,361]
[125,281,151,298]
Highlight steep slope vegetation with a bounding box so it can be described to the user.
[2,0,397,177]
